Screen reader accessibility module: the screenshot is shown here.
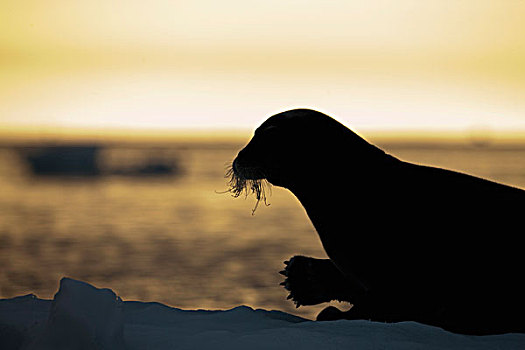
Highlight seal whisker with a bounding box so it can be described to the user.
[221,162,271,214]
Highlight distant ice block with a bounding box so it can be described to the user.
[24,278,125,350]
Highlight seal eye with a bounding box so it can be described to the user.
[255,125,279,137]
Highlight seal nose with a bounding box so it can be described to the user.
[232,158,239,174]
[232,147,264,180]
[234,148,249,170]
[233,147,251,173]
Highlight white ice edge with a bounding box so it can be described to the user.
[1,277,524,349]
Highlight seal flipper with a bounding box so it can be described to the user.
[316,304,371,321]
[280,255,360,307]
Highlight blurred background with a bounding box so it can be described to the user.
[1,0,524,319]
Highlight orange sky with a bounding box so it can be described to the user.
[1,0,525,136]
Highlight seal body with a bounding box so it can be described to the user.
[232,108,525,335]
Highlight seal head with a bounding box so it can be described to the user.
[233,108,385,189]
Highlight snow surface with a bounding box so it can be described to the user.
[1,278,525,349]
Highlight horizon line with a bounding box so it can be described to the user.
[2,125,525,145]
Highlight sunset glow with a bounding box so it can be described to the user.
[2,0,525,137]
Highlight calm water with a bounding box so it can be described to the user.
[1,139,524,319]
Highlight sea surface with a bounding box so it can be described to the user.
[1,138,524,319]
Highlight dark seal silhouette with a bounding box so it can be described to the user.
[228,108,525,335]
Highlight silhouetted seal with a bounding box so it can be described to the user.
[228,108,525,335]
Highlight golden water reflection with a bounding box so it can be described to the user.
[0,139,524,319]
